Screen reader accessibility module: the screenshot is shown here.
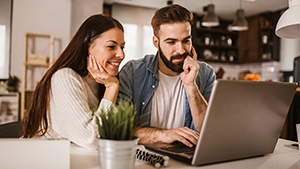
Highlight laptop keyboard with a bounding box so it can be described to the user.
[161,144,195,155]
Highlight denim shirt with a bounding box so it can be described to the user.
[118,54,216,131]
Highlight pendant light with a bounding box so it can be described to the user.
[202,0,219,27]
[275,0,300,38]
[167,0,173,5]
[232,0,248,31]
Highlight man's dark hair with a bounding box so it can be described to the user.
[151,4,193,37]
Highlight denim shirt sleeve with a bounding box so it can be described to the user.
[118,55,158,127]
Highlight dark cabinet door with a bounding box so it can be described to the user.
[283,92,300,141]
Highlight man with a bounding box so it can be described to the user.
[118,4,216,147]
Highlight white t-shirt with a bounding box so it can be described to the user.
[150,70,185,129]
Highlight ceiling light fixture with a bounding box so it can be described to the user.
[167,0,173,5]
[232,0,249,31]
[275,0,300,38]
[202,0,219,27]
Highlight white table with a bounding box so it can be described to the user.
[70,139,300,169]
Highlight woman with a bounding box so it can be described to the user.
[22,14,125,150]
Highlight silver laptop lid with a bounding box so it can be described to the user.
[193,80,297,165]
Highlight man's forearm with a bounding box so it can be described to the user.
[135,127,163,144]
[185,84,207,132]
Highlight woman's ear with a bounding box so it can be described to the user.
[88,42,95,55]
[152,36,159,49]
[88,48,91,55]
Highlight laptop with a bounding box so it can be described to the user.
[0,138,70,169]
[145,80,297,166]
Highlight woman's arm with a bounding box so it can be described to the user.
[48,68,113,150]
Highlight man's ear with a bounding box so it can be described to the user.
[152,36,159,49]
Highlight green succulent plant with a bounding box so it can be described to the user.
[95,101,139,140]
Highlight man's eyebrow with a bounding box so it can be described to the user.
[183,35,192,40]
[163,36,192,42]
[164,38,176,42]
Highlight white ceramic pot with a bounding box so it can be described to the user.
[98,138,138,169]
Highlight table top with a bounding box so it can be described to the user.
[70,138,300,169]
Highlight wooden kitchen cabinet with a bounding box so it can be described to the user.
[258,11,281,62]
[238,15,260,63]
[192,15,239,63]
[192,11,281,64]
[281,91,300,141]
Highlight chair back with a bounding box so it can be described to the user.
[0,121,23,138]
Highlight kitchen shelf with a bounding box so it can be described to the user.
[258,11,281,62]
[192,15,239,63]
[0,92,20,124]
[192,10,281,64]
[21,32,54,120]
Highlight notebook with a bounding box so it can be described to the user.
[145,80,297,166]
[0,138,70,169]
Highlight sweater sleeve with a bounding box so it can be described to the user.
[48,68,113,150]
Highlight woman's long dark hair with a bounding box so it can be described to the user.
[22,14,124,138]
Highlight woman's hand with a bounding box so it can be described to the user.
[87,55,119,103]
[87,55,119,88]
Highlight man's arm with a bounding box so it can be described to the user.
[136,126,199,147]
[184,84,207,132]
[180,47,208,132]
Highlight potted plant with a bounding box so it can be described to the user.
[5,75,19,92]
[95,100,139,169]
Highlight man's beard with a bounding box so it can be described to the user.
[158,45,189,73]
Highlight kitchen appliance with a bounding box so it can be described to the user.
[294,56,300,86]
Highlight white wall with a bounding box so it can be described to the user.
[71,0,103,37]
[11,0,72,83]
[10,0,103,91]
[280,38,300,71]
[208,61,282,82]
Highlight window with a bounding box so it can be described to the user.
[111,4,157,70]
[0,25,6,78]
[121,24,138,68]
[0,0,12,80]
[143,25,156,56]
[121,24,156,69]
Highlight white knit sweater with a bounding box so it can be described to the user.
[40,68,112,150]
